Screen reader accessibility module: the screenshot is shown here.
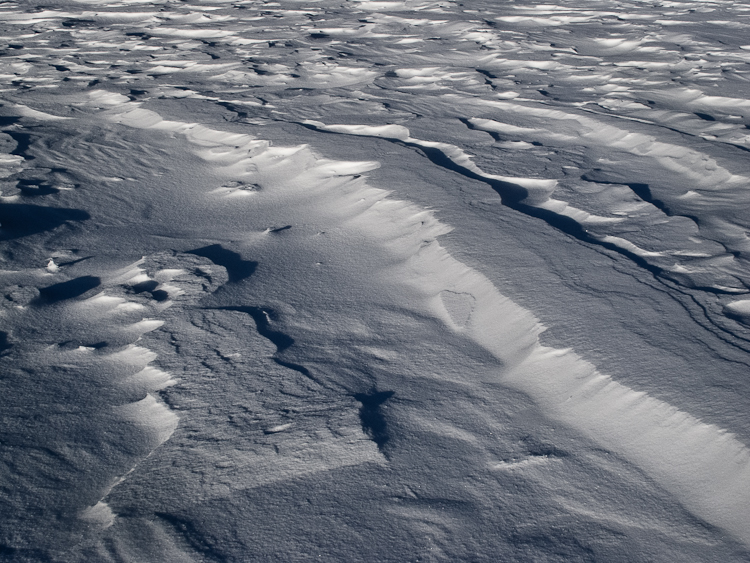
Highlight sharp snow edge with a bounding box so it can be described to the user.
[72,92,750,546]
[77,260,184,527]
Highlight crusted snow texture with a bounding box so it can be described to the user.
[2,0,750,561]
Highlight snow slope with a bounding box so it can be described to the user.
[2,0,750,560]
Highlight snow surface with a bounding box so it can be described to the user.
[2,0,750,559]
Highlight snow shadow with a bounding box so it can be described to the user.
[0,204,89,241]
[188,245,257,283]
[129,280,169,302]
[16,179,59,198]
[38,276,101,304]
[0,331,10,356]
[4,131,34,158]
[214,306,311,377]
[353,390,395,452]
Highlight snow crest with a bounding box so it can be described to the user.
[92,97,750,546]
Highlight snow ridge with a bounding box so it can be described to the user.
[0,257,183,554]
[4,0,750,552]
[85,96,750,546]
[88,96,750,546]
[302,118,750,295]
[339,138,750,546]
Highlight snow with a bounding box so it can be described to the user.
[2,0,750,559]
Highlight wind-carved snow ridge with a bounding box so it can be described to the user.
[76,97,750,545]
[0,260,179,551]
[340,167,750,546]
[301,119,750,295]
[53,263,186,486]
[463,99,750,294]
[76,251,228,515]
[0,246,229,556]
[3,0,750,557]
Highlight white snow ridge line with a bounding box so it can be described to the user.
[509,350,750,544]
[85,93,750,545]
[118,390,179,448]
[74,270,181,527]
[343,152,750,545]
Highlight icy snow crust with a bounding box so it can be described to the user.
[2,0,750,560]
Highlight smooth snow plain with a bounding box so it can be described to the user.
[2,0,750,560]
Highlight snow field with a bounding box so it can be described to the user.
[2,0,750,559]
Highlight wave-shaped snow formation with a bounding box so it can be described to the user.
[3,0,750,558]
[84,94,750,546]
[337,139,750,546]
